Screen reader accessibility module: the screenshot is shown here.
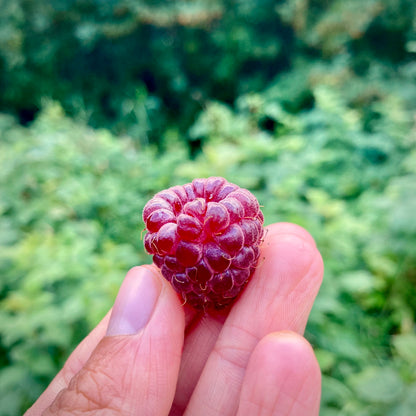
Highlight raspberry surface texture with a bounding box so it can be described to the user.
[142,177,264,310]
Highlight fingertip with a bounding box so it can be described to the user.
[255,331,320,375]
[238,331,321,416]
[258,225,323,289]
[106,265,162,336]
[259,222,324,298]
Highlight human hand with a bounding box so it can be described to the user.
[25,222,324,416]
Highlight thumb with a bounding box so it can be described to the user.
[44,266,185,416]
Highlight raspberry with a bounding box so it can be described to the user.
[142,177,264,310]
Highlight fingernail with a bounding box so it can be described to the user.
[106,267,162,336]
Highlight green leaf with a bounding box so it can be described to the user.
[349,367,404,404]
[393,333,416,365]
[339,270,378,295]
[321,375,353,407]
[315,349,336,372]
[389,383,416,416]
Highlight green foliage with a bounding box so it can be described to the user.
[0,104,188,413]
[1,0,416,415]
[2,0,414,139]
[180,78,415,416]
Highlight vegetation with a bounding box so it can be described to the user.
[1,0,415,414]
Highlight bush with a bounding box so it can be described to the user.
[1,82,415,414]
[0,103,188,413]
[1,1,415,414]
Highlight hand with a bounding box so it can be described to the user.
[25,222,324,416]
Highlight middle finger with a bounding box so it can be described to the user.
[183,223,324,416]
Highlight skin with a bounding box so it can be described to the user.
[25,222,324,416]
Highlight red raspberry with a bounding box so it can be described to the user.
[142,177,264,310]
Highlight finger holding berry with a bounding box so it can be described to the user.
[28,181,323,416]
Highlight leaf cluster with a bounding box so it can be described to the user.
[1,1,416,415]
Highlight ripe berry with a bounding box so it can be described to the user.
[142,177,264,310]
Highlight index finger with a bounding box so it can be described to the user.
[184,222,324,416]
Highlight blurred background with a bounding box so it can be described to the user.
[0,0,415,414]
